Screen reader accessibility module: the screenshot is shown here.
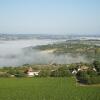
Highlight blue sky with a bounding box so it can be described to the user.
[0,0,100,35]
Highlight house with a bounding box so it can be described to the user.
[26,67,39,77]
[72,69,77,74]
[77,66,89,71]
[77,65,97,72]
[93,67,96,71]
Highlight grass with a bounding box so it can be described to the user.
[0,77,100,100]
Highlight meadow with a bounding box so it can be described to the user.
[0,77,100,100]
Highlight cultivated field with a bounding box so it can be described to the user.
[0,77,100,100]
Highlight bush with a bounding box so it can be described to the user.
[38,70,51,77]
[15,71,27,77]
[93,60,100,73]
[76,70,100,84]
[51,67,72,77]
[87,70,97,77]
[76,71,89,83]
[0,73,10,78]
[84,76,100,84]
[7,69,17,75]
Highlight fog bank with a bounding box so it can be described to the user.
[0,39,89,67]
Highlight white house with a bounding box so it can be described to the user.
[27,67,39,77]
[93,68,96,71]
[72,69,77,74]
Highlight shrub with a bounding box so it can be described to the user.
[0,73,10,78]
[38,70,51,77]
[76,70,100,84]
[51,67,72,77]
[15,71,27,77]
[93,60,100,73]
[87,70,97,77]
[86,76,100,84]
[76,71,89,83]
[7,69,17,75]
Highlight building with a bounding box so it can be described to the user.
[78,66,89,71]
[26,67,39,77]
[72,69,77,74]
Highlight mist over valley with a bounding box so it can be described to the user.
[0,34,93,67]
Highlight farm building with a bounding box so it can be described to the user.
[78,66,89,71]
[72,69,77,74]
[25,67,39,77]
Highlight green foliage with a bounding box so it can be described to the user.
[51,67,72,77]
[7,69,17,75]
[15,71,27,77]
[76,71,89,83]
[6,69,27,77]
[87,76,100,84]
[87,70,97,77]
[76,70,100,84]
[93,60,100,73]
[0,73,10,77]
[38,70,51,77]
[34,40,100,61]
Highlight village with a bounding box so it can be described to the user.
[0,60,99,85]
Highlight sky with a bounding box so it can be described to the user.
[0,0,100,35]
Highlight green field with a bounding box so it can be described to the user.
[0,77,100,100]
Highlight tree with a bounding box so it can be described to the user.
[87,69,97,77]
[51,67,72,77]
[38,70,51,77]
[15,71,27,77]
[93,60,100,73]
[7,69,17,75]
